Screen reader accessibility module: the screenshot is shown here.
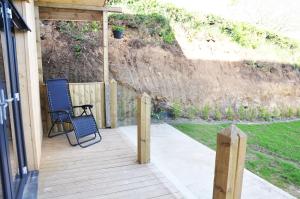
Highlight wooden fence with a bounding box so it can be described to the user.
[40,82,106,133]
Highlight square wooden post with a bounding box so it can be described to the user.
[137,93,151,164]
[213,125,247,199]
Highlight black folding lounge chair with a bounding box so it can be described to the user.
[46,79,102,148]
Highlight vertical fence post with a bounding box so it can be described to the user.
[137,93,151,164]
[213,125,247,199]
[110,79,118,128]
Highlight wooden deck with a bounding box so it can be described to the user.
[38,128,182,199]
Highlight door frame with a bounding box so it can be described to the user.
[0,0,30,198]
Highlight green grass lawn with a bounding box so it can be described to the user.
[173,121,300,198]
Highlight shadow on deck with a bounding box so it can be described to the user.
[38,128,182,199]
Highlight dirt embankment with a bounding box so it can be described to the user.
[41,21,300,109]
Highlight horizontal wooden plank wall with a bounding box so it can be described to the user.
[40,82,105,135]
[38,7,103,21]
[35,0,106,7]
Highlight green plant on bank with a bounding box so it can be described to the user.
[201,104,211,120]
[58,21,102,58]
[271,108,281,119]
[171,101,183,119]
[280,107,295,118]
[109,13,175,44]
[258,107,271,121]
[186,106,199,119]
[213,106,223,121]
[112,25,125,31]
[296,108,300,117]
[73,44,82,57]
[58,21,84,41]
[237,106,247,120]
[287,107,295,118]
[225,106,234,120]
[91,21,101,32]
[245,107,257,121]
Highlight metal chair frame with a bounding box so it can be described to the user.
[46,79,102,148]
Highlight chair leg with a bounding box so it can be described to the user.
[77,130,102,148]
[48,121,71,138]
[61,122,78,147]
[48,121,57,138]
[65,132,78,147]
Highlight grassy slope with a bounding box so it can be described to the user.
[109,0,300,67]
[173,121,300,197]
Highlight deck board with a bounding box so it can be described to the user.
[38,128,182,199]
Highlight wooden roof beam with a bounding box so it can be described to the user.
[35,2,122,13]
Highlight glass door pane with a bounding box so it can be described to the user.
[0,1,29,197]
[0,163,2,199]
[0,3,20,197]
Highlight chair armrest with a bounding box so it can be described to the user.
[73,105,93,110]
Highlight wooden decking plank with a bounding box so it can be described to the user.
[39,163,150,183]
[40,167,156,189]
[38,128,181,199]
[41,175,162,198]
[40,155,136,172]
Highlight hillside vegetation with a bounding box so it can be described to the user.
[109,0,300,67]
[41,1,300,123]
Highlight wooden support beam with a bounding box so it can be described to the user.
[110,79,118,128]
[137,93,151,164]
[102,10,111,127]
[36,2,122,13]
[34,6,43,83]
[14,1,43,170]
[213,125,247,199]
[39,7,102,21]
[103,11,109,83]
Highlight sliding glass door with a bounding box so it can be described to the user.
[0,0,30,198]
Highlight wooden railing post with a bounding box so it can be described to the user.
[110,79,117,128]
[137,93,151,164]
[213,125,247,199]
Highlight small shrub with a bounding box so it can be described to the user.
[221,22,262,49]
[186,106,199,119]
[171,101,183,119]
[237,106,247,120]
[213,106,223,121]
[73,44,82,57]
[296,108,300,118]
[246,107,257,121]
[91,21,100,32]
[271,108,281,119]
[112,25,125,31]
[161,30,175,44]
[287,107,295,118]
[281,107,295,118]
[258,107,271,121]
[225,106,234,120]
[201,104,211,120]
